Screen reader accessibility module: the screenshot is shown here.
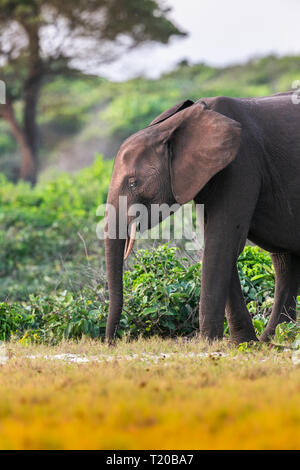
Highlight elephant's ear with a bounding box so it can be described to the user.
[149,100,194,126]
[162,102,242,204]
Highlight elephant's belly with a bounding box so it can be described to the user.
[248,207,300,255]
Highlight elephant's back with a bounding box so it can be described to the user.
[200,93,300,152]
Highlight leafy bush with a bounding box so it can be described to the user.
[0,244,298,345]
[0,291,107,344]
[238,246,275,311]
[122,245,201,337]
[0,155,113,300]
[0,302,40,341]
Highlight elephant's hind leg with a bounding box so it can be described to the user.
[260,253,300,342]
[226,266,258,344]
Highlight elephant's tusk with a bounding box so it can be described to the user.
[124,221,137,260]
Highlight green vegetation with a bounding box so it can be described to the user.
[0,156,112,300]
[0,165,299,346]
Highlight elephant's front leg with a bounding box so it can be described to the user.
[199,230,246,340]
[197,161,260,341]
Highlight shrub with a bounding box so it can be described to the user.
[0,155,113,300]
[238,246,275,311]
[1,244,298,345]
[122,245,201,337]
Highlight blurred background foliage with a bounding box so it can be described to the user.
[0,156,112,300]
[1,54,300,180]
[0,0,185,183]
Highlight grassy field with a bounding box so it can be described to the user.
[0,337,299,450]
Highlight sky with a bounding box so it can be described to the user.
[98,0,300,81]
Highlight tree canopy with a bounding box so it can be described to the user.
[0,0,185,183]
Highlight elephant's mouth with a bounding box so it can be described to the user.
[124,221,137,260]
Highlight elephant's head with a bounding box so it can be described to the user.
[105,99,242,340]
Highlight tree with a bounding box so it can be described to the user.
[0,0,185,184]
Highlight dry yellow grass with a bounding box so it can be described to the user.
[0,337,299,450]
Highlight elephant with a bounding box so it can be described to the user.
[104,92,300,343]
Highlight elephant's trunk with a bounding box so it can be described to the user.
[105,217,137,340]
[105,233,126,341]
[104,186,128,341]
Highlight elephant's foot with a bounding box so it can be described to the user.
[227,317,258,345]
[199,325,223,341]
[199,320,224,342]
[259,328,275,343]
[229,329,258,345]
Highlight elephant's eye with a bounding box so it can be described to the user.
[128,177,137,190]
